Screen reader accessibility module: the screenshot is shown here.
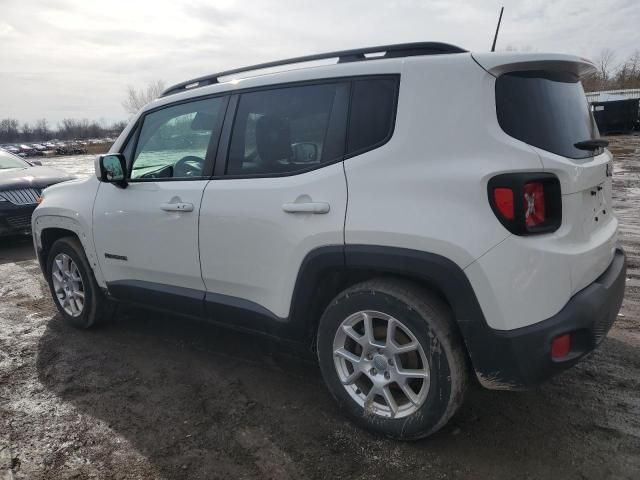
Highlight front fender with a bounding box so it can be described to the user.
[32,214,106,288]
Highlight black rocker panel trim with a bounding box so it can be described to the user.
[203,245,345,340]
[105,245,346,341]
[107,280,205,317]
[105,246,488,361]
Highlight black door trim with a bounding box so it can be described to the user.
[107,280,205,317]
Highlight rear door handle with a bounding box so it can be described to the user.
[282,202,330,214]
[160,202,194,212]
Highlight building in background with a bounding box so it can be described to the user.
[586,89,640,134]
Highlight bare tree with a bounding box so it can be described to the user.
[0,118,20,143]
[596,48,616,88]
[34,118,50,140]
[613,49,640,89]
[21,122,33,141]
[121,80,166,115]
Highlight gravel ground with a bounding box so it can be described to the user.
[1,135,639,480]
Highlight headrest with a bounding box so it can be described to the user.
[255,115,292,165]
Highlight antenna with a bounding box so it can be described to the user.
[491,6,504,52]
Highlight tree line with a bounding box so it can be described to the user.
[582,49,640,92]
[1,81,166,145]
[0,118,128,144]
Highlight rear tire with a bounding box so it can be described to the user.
[46,236,115,328]
[317,278,468,439]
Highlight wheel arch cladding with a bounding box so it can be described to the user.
[39,227,81,273]
[292,245,491,376]
[35,215,106,288]
[338,245,561,389]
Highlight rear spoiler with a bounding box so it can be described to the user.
[472,52,597,78]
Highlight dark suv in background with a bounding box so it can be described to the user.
[0,149,73,236]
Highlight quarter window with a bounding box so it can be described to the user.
[226,83,349,176]
[346,78,398,155]
[131,97,225,180]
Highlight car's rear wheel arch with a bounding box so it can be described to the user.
[292,246,484,359]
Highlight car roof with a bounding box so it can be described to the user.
[142,44,597,115]
[161,42,466,97]
[145,42,468,112]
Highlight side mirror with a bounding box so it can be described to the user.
[98,154,127,187]
[30,159,43,166]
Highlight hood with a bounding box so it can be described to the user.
[0,165,74,190]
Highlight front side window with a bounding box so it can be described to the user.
[131,97,225,180]
[226,82,349,176]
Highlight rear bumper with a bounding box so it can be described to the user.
[0,203,36,236]
[470,248,626,389]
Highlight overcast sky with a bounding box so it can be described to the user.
[1,0,638,126]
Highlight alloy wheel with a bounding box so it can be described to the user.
[332,310,430,419]
[51,253,85,317]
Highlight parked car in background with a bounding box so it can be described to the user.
[1,145,20,155]
[0,149,74,236]
[54,143,68,155]
[18,144,35,156]
[72,142,89,154]
[30,144,47,155]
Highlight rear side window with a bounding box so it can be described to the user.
[227,83,349,176]
[347,77,398,155]
[496,71,600,159]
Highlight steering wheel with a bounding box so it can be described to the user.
[173,155,204,177]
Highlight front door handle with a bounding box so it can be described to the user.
[160,202,194,212]
[282,202,330,214]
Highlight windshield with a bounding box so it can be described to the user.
[0,150,29,169]
[496,70,601,159]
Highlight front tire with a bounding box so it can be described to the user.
[317,278,468,440]
[46,236,114,328]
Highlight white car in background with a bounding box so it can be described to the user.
[32,42,626,439]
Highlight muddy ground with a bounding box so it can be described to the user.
[1,135,639,480]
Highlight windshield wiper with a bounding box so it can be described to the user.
[574,139,609,151]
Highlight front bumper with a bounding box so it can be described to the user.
[471,248,626,389]
[0,203,36,236]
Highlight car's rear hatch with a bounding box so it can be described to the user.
[474,52,617,295]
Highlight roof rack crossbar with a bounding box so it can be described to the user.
[160,42,467,97]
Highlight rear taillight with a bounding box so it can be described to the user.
[493,188,514,220]
[523,182,545,227]
[488,173,561,235]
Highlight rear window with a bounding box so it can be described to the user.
[496,71,600,159]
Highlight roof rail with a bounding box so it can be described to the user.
[160,42,467,97]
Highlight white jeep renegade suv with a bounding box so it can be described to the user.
[33,42,626,439]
